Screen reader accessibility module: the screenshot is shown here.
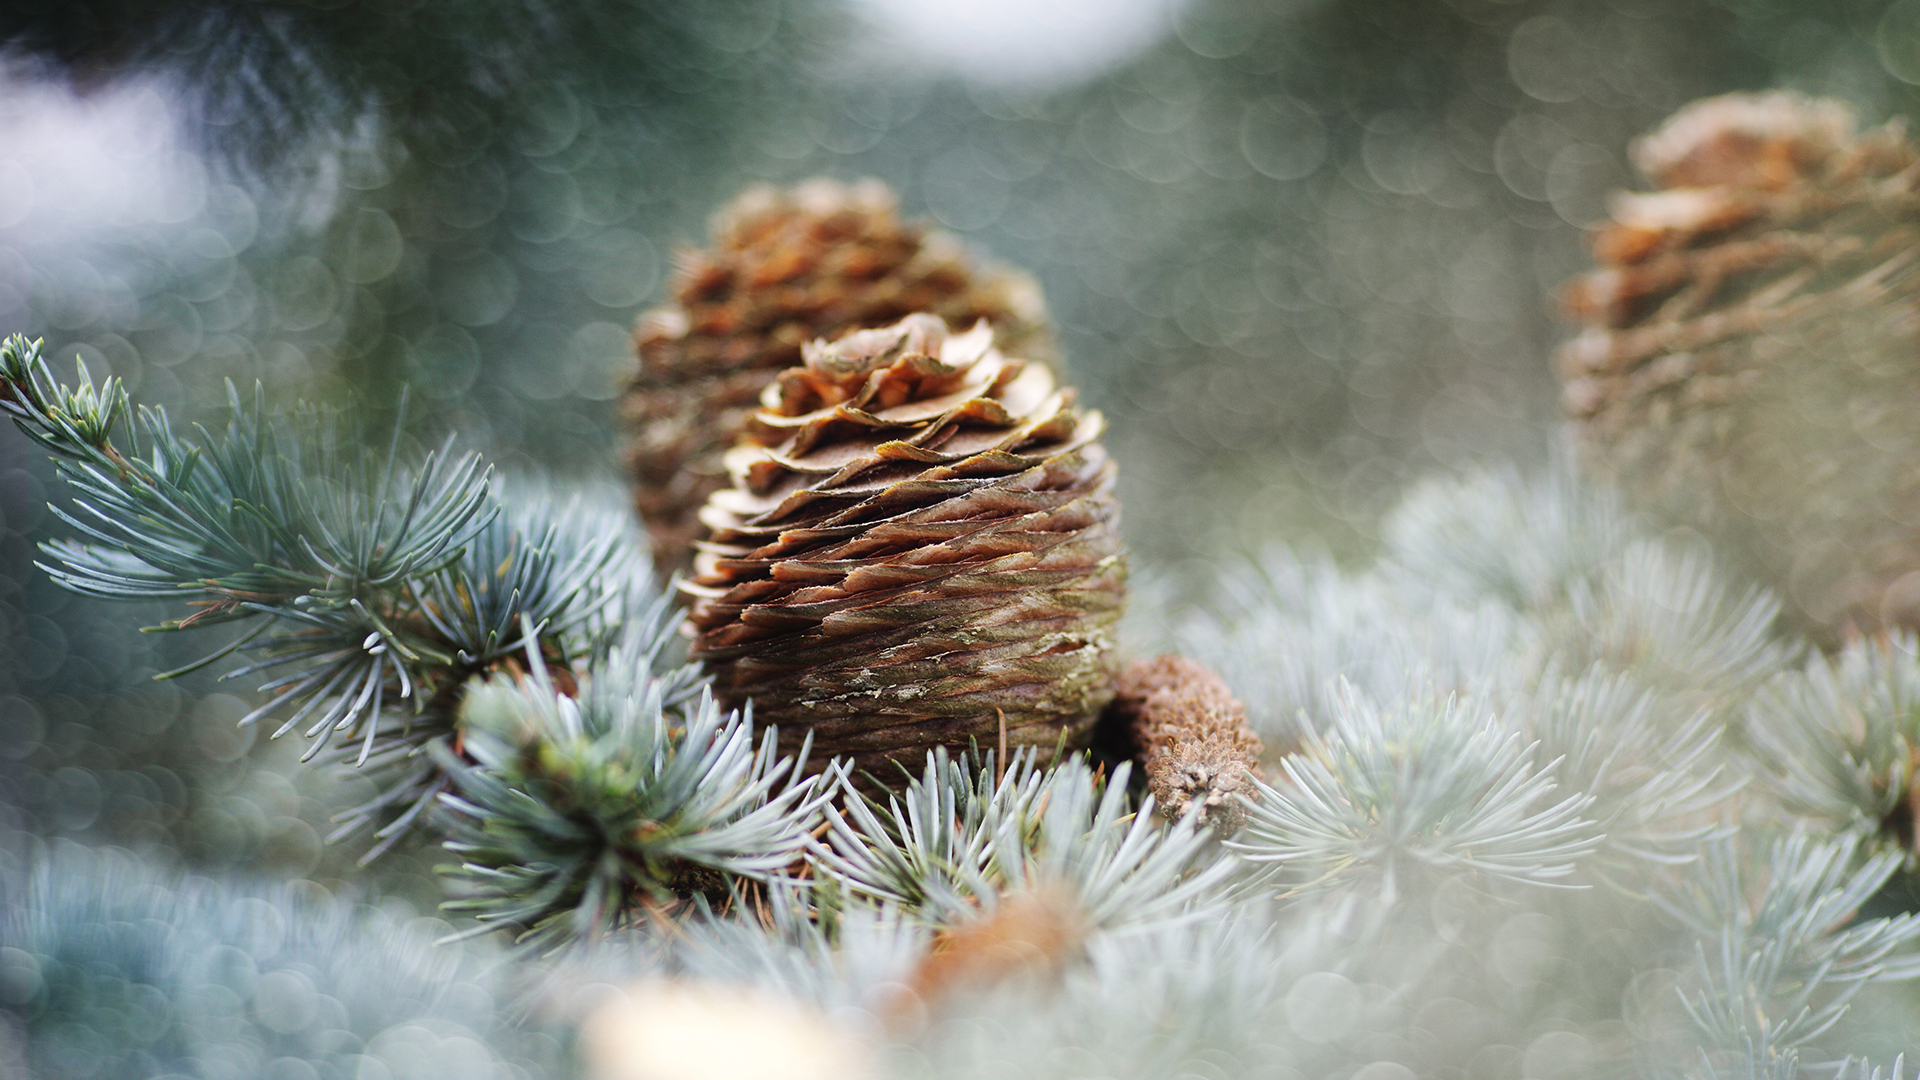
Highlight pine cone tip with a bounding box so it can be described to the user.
[624,178,1058,577]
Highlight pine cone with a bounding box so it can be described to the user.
[683,314,1124,781]
[1555,91,1920,639]
[1108,655,1263,833]
[624,178,1052,575]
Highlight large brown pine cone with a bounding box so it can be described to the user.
[624,179,1052,575]
[1554,91,1920,639]
[683,314,1124,780]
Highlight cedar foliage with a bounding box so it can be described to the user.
[15,327,1920,1077]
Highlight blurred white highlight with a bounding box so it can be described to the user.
[852,0,1186,89]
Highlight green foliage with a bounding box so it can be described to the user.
[435,634,839,951]
[1231,689,1603,898]
[21,351,1920,1075]
[809,749,1235,931]
[3,336,649,855]
[1745,636,1920,832]
[3,334,495,765]
[1661,831,1920,1057]
[2,337,490,619]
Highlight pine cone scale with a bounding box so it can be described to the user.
[712,583,1120,674]
[703,461,1109,568]
[694,527,1120,644]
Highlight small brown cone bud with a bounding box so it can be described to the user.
[897,886,1084,1016]
[684,314,1124,781]
[1553,91,1920,640]
[623,179,1052,575]
[1110,655,1262,832]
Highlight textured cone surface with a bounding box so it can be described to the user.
[624,179,1052,575]
[1555,91,1920,639]
[684,315,1124,780]
[1109,655,1262,832]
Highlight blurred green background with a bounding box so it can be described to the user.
[4,0,1920,916]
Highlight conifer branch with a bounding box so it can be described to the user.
[435,632,843,951]
[1744,636,1920,837]
[1512,666,1736,871]
[807,748,1235,933]
[2,334,649,852]
[1661,831,1920,1058]
[1230,686,1603,900]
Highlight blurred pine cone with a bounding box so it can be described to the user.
[1555,91,1920,640]
[623,178,1052,575]
[684,314,1124,780]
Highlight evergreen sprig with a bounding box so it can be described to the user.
[3,335,651,854]
[2,337,489,622]
[1230,687,1603,900]
[1511,666,1735,871]
[1745,636,1920,835]
[434,634,842,951]
[323,490,647,858]
[20,327,1920,1070]
[2,335,494,761]
[1663,831,1920,1058]
[808,749,1235,932]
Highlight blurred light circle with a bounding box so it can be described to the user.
[207,183,260,251]
[568,320,635,401]
[1363,120,1451,197]
[150,150,209,224]
[272,256,340,333]
[51,766,103,832]
[505,171,582,245]
[1881,0,1920,84]
[504,320,575,402]
[1508,17,1586,104]
[1546,142,1621,227]
[1121,129,1195,184]
[335,209,404,285]
[191,694,256,764]
[1285,970,1359,1043]
[808,109,889,156]
[1491,912,1562,986]
[46,256,106,329]
[579,229,659,309]
[509,84,583,158]
[430,160,508,230]
[683,0,783,54]
[1175,0,1261,59]
[253,970,320,1035]
[434,251,518,327]
[924,147,1010,230]
[1494,113,1572,202]
[0,161,33,228]
[1240,98,1327,181]
[406,323,481,398]
[1522,1031,1592,1080]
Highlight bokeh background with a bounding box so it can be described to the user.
[6,0,1920,1050]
